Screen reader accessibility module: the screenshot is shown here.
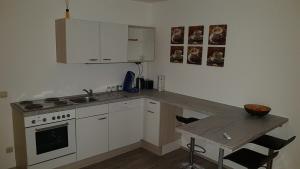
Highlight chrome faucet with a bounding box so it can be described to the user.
[83,89,94,97]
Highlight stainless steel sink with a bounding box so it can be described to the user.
[69,97,97,103]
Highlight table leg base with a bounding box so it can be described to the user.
[180,162,205,169]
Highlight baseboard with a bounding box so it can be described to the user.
[141,140,162,156]
[56,142,141,169]
[11,141,180,169]
[161,140,181,155]
[141,140,181,156]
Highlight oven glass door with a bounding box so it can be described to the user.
[35,123,69,155]
[25,119,76,165]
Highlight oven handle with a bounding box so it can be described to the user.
[35,123,69,132]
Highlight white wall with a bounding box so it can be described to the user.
[0,0,152,168]
[149,0,300,168]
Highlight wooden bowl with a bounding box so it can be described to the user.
[244,104,271,117]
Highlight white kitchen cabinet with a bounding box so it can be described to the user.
[108,99,143,151]
[143,99,160,146]
[56,19,100,63]
[100,22,128,63]
[127,26,155,62]
[76,105,109,160]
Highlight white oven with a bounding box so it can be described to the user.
[24,110,76,166]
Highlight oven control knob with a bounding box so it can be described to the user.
[67,114,70,118]
[57,116,61,119]
[52,116,56,120]
[43,118,47,122]
[62,115,66,118]
[31,120,36,124]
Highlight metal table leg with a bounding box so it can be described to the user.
[266,149,274,169]
[218,148,224,169]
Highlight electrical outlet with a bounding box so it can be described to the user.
[0,91,8,98]
[6,147,13,154]
[111,85,117,92]
[106,86,112,92]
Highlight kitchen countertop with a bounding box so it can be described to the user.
[11,90,288,151]
[142,91,288,151]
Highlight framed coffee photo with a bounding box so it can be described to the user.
[170,46,184,63]
[187,46,202,65]
[171,27,185,44]
[207,47,226,67]
[188,26,204,45]
[208,25,227,45]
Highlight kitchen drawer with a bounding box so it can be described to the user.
[76,104,108,119]
[145,99,160,113]
[109,99,141,113]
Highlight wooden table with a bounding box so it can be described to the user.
[176,115,288,168]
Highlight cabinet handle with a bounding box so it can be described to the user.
[103,58,112,61]
[97,117,107,121]
[89,58,98,62]
[128,39,139,41]
[149,102,157,105]
[147,110,155,114]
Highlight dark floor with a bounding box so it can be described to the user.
[82,148,221,169]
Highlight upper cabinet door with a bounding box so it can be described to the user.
[66,19,100,63]
[100,23,128,63]
[56,19,101,63]
[56,19,100,63]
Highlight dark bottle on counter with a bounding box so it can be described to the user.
[136,77,145,89]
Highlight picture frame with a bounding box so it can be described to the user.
[188,26,204,45]
[208,25,227,45]
[170,46,184,63]
[207,47,226,67]
[171,27,185,44]
[187,46,202,65]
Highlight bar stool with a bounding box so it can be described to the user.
[176,116,206,169]
[224,148,279,169]
[251,135,296,169]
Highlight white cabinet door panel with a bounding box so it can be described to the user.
[66,19,100,63]
[143,102,160,146]
[100,23,128,63]
[109,100,143,151]
[76,114,108,160]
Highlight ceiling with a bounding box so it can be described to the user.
[131,0,168,3]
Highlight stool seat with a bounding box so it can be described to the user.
[224,148,278,169]
[176,116,199,124]
[251,135,296,150]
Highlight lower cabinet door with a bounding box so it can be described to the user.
[143,109,160,146]
[76,114,108,160]
[109,108,143,151]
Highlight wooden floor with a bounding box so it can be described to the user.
[82,148,221,169]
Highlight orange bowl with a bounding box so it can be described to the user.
[244,104,271,117]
